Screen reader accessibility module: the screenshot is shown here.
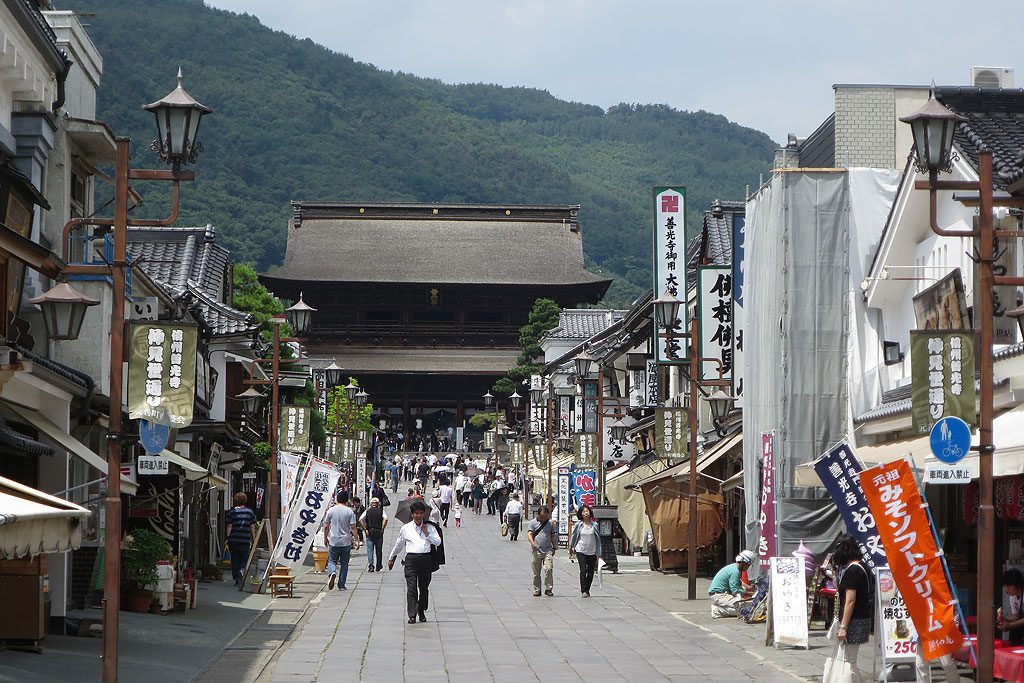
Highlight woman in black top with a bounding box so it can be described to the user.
[823,534,870,683]
[999,568,1024,646]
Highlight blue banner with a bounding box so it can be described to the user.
[813,443,887,572]
[570,469,597,510]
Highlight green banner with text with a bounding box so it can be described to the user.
[910,330,976,434]
[127,322,198,428]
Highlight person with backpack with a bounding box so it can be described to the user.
[823,534,871,683]
[359,497,388,572]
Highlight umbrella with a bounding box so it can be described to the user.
[465,465,484,477]
[393,497,425,524]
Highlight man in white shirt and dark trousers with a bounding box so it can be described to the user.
[388,499,442,624]
[437,479,454,526]
[503,493,524,541]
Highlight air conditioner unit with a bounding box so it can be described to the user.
[971,66,1014,88]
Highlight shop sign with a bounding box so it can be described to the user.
[769,556,809,648]
[732,214,746,407]
[910,330,976,434]
[279,452,300,519]
[925,464,971,485]
[653,186,687,364]
[529,375,546,434]
[698,265,733,382]
[876,567,919,662]
[557,466,570,548]
[271,459,339,573]
[127,322,198,427]
[571,469,597,510]
[646,358,660,407]
[858,458,962,660]
[655,408,687,459]
[756,432,777,573]
[602,404,634,463]
[813,443,886,572]
[964,478,1024,524]
[355,451,367,497]
[242,472,256,481]
[510,441,526,464]
[137,455,169,476]
[324,434,338,461]
[279,405,311,453]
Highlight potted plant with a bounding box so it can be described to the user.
[121,529,172,613]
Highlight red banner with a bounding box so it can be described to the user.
[756,433,776,572]
[858,459,962,661]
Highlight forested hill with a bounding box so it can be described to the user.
[64,0,776,306]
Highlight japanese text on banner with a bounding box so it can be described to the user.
[858,459,962,661]
[757,432,776,572]
[813,443,887,572]
[272,460,340,572]
[571,470,597,510]
[653,187,686,363]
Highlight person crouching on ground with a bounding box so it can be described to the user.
[387,500,441,624]
[708,550,754,618]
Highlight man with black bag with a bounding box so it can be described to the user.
[388,500,443,624]
[360,497,388,572]
[527,506,556,597]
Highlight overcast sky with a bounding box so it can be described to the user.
[206,0,1019,143]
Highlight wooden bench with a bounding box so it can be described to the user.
[268,573,294,597]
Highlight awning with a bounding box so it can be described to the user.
[0,475,91,559]
[922,403,1024,481]
[670,432,742,484]
[160,450,227,489]
[794,435,932,486]
[223,351,268,380]
[721,470,744,492]
[5,403,137,495]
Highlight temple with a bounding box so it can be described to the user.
[260,202,612,437]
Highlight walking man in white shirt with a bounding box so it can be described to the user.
[438,479,454,526]
[503,493,524,541]
[388,500,442,624]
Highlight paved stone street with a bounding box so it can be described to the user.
[259,497,802,683]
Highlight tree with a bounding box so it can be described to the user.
[492,298,562,395]
[324,378,374,436]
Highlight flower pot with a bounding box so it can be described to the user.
[312,550,328,573]
[124,589,154,613]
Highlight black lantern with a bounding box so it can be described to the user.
[483,391,494,408]
[574,350,594,380]
[236,387,265,415]
[30,281,99,341]
[285,293,315,334]
[705,388,735,422]
[344,381,358,402]
[509,390,522,409]
[556,433,572,451]
[143,67,213,166]
[609,418,628,443]
[653,289,682,328]
[529,386,544,405]
[354,389,369,407]
[323,359,343,387]
[899,93,967,175]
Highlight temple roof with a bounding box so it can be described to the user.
[261,203,612,297]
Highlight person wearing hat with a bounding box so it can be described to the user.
[708,550,755,618]
[360,497,389,572]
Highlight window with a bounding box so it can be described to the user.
[466,311,504,324]
[69,164,91,263]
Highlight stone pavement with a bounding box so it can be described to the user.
[259,501,803,683]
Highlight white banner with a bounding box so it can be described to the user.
[355,452,367,498]
[769,556,809,648]
[876,567,918,663]
[271,459,339,573]
[698,265,733,382]
[557,466,570,548]
[279,452,301,520]
[732,214,745,407]
[653,187,687,364]
[603,401,636,463]
[629,367,646,408]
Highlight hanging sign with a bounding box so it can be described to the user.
[858,458,962,660]
[757,432,777,573]
[484,430,495,451]
[271,459,340,573]
[655,408,687,459]
[279,451,300,519]
[529,375,546,434]
[139,419,171,455]
[137,455,169,476]
[279,405,311,453]
[629,365,647,408]
[324,433,338,461]
[812,443,886,573]
[876,567,919,663]
[769,556,809,648]
[574,433,597,467]
[646,358,660,407]
[355,451,367,497]
[557,466,571,548]
[602,402,635,463]
[127,322,198,427]
[510,441,526,464]
[698,265,733,382]
[571,469,597,510]
[732,214,746,407]
[653,186,687,364]
[910,330,976,434]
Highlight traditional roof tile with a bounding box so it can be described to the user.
[544,309,627,341]
[936,87,1024,192]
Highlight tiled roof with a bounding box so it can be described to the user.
[184,280,258,338]
[685,203,742,286]
[936,87,1024,191]
[545,309,627,341]
[127,225,231,300]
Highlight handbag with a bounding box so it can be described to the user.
[501,520,509,537]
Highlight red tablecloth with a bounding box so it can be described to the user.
[952,636,1011,667]
[994,647,1024,681]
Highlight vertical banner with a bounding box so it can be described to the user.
[557,466,571,548]
[271,460,340,572]
[571,469,597,509]
[732,215,746,407]
[127,322,199,427]
[314,369,327,418]
[769,556,809,648]
[602,403,635,463]
[629,366,647,408]
[653,186,687,364]
[557,395,572,437]
[279,405,311,452]
[355,452,367,497]
[324,434,338,461]
[858,459,962,660]
[977,229,1018,344]
[574,433,597,467]
[279,451,301,520]
[757,432,777,573]
[646,358,660,407]
[484,430,495,451]
[910,330,976,434]
[876,567,919,663]
[655,408,687,459]
[510,441,526,464]
[812,443,887,572]
[697,265,734,382]
[530,375,546,434]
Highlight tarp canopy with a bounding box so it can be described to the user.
[161,450,228,489]
[0,476,91,559]
[794,436,931,486]
[640,478,724,570]
[605,462,663,548]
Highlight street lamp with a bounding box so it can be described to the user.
[29,280,99,340]
[483,391,494,408]
[323,359,343,387]
[653,289,683,328]
[574,349,594,379]
[354,388,369,407]
[235,387,265,415]
[529,386,544,405]
[285,293,316,334]
[556,433,572,451]
[608,418,628,443]
[143,67,212,167]
[509,390,522,409]
[344,380,359,402]
[900,93,966,175]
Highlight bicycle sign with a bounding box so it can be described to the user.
[929,416,971,464]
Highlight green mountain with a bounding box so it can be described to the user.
[64,0,776,306]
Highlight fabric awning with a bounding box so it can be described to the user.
[605,462,662,547]
[0,475,91,559]
[670,432,742,483]
[721,470,744,492]
[5,403,137,495]
[223,351,268,380]
[161,450,227,489]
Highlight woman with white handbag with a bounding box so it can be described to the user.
[823,534,871,683]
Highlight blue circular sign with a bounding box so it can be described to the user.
[929,416,971,464]
[139,419,170,455]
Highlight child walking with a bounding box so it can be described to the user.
[453,502,462,527]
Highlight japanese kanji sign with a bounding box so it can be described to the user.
[271,458,339,573]
[279,405,311,453]
[127,322,198,427]
[574,433,597,467]
[646,358,660,407]
[876,567,919,663]
[510,441,526,464]
[910,330,976,434]
[757,432,777,573]
[571,469,597,510]
[858,458,962,661]
[655,408,687,459]
[769,556,809,648]
[557,466,571,548]
[653,186,687,364]
[698,265,733,382]
[279,451,300,519]
[732,214,746,407]
[813,443,887,572]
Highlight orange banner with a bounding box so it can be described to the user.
[858,458,962,661]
